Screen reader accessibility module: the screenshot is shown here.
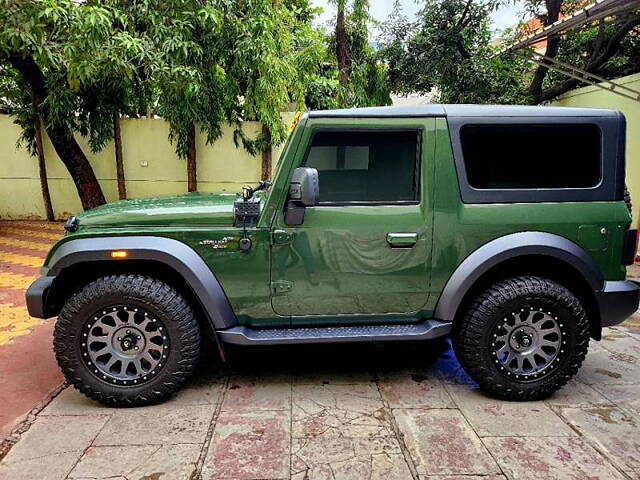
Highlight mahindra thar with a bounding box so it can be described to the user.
[26,105,640,406]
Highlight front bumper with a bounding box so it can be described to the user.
[597,280,640,328]
[25,276,56,319]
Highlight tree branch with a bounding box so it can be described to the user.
[6,52,106,208]
[529,0,563,102]
[588,19,607,65]
[6,54,47,103]
[454,0,474,32]
[537,14,640,103]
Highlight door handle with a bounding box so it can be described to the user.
[386,232,418,248]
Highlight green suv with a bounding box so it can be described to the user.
[27,105,640,406]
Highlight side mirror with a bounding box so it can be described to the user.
[285,167,319,225]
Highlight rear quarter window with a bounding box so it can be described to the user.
[460,124,602,190]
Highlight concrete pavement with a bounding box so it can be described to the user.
[1,319,639,480]
[0,220,639,479]
[0,221,64,450]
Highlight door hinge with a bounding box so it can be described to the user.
[272,229,294,245]
[271,280,293,294]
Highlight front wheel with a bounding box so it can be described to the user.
[54,274,201,407]
[453,276,590,400]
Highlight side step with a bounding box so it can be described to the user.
[218,319,451,346]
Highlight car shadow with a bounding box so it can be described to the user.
[195,336,475,386]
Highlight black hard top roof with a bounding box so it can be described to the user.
[308,104,620,118]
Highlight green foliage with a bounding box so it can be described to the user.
[0,0,325,160]
[306,0,391,109]
[380,0,530,104]
[546,19,640,87]
[0,0,150,153]
[380,0,640,105]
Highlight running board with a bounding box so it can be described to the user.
[218,320,451,346]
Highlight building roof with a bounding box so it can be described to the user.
[308,104,620,118]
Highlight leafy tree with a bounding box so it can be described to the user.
[0,0,323,209]
[1,1,124,208]
[380,0,640,105]
[523,0,640,103]
[305,0,391,109]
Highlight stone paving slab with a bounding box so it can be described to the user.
[0,414,109,480]
[292,369,377,385]
[2,323,640,479]
[577,340,640,385]
[94,405,213,446]
[590,383,640,416]
[560,405,640,472]
[223,374,291,411]
[483,435,629,480]
[543,379,612,407]
[67,444,201,480]
[292,383,392,438]
[67,445,159,478]
[41,376,226,418]
[378,371,455,409]
[393,408,501,476]
[202,409,291,480]
[291,436,411,480]
[446,384,575,437]
[2,414,109,463]
[0,451,83,480]
[420,476,506,480]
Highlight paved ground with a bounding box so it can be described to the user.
[0,220,639,480]
[0,221,64,445]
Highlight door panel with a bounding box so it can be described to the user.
[270,118,436,322]
[272,205,430,317]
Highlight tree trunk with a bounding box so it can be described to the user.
[34,113,54,221]
[113,114,127,200]
[336,1,351,88]
[536,14,640,103]
[529,0,563,103]
[187,123,197,192]
[8,54,106,210]
[47,124,107,210]
[261,125,272,181]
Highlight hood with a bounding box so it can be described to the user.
[77,193,237,228]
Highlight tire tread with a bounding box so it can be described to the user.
[54,274,201,407]
[453,275,590,401]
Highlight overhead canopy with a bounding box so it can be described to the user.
[502,0,640,53]
[497,0,640,102]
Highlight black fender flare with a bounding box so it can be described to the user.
[46,236,237,330]
[434,231,605,322]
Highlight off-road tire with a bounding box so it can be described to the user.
[453,276,590,401]
[54,274,201,407]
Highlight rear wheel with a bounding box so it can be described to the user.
[54,274,201,407]
[453,276,590,400]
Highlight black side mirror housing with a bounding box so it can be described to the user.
[285,167,319,225]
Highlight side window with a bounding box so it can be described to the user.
[460,124,602,189]
[304,130,420,203]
